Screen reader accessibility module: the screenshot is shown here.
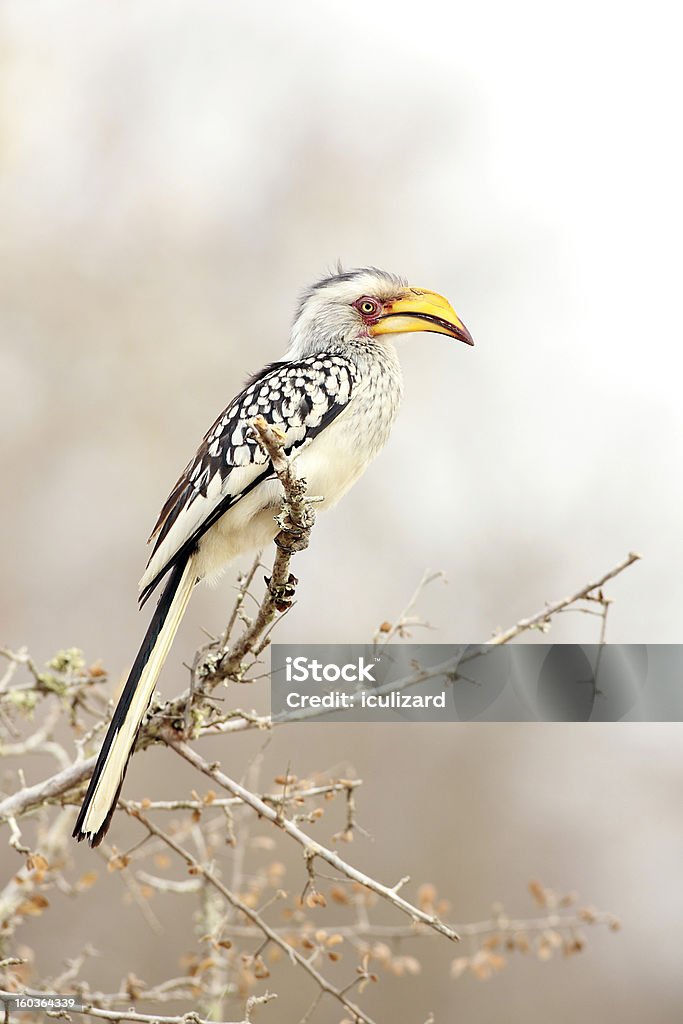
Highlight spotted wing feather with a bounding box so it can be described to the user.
[139,356,358,605]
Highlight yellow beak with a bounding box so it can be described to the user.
[370,288,474,346]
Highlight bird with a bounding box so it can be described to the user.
[73,267,474,846]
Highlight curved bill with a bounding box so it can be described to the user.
[370,288,474,346]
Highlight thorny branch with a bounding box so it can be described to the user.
[0,420,638,1024]
[123,809,378,1024]
[180,910,618,944]
[486,550,641,646]
[0,551,640,820]
[40,1006,243,1024]
[269,551,642,727]
[162,740,460,942]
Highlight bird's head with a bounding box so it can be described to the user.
[288,267,473,358]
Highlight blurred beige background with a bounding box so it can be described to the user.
[1,1,682,1021]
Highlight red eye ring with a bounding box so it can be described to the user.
[354,296,382,318]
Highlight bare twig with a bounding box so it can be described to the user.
[487,551,640,646]
[124,781,361,814]
[165,740,460,943]
[40,1005,242,1024]
[0,757,95,822]
[373,569,446,644]
[203,910,617,943]
[270,552,643,726]
[124,808,378,1024]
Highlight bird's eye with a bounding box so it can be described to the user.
[356,297,381,317]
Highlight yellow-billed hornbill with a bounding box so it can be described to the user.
[73,267,473,846]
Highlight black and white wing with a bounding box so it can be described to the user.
[138,355,358,605]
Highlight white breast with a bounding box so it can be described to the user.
[293,396,393,508]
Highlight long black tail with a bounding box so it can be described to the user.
[73,555,196,847]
